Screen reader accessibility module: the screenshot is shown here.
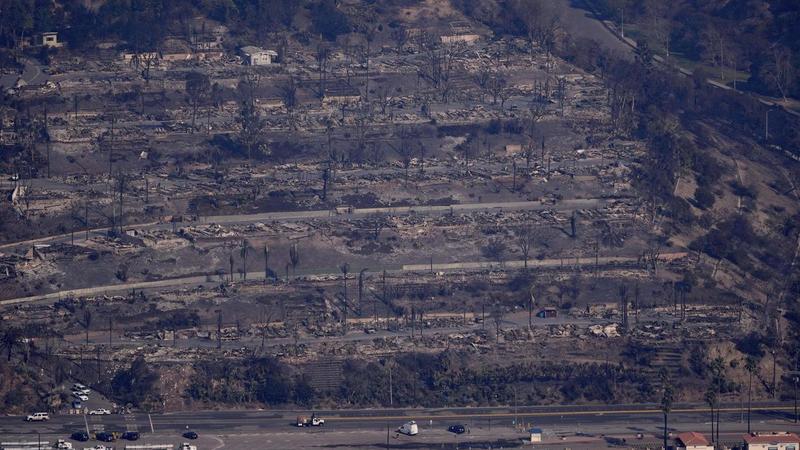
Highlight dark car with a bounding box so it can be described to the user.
[183,431,198,439]
[122,431,140,440]
[448,424,466,434]
[70,431,89,442]
[96,431,116,442]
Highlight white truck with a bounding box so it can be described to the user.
[180,443,198,450]
[398,421,419,436]
[296,414,325,427]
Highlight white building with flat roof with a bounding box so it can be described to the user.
[240,46,278,66]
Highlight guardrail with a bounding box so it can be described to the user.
[0,443,50,450]
[124,445,174,450]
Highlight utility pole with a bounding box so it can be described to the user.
[108,114,115,176]
[216,310,222,350]
[358,268,368,315]
[341,263,349,334]
[382,270,388,330]
[96,345,101,384]
[44,105,50,179]
[117,171,125,234]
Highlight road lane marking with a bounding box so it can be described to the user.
[324,405,796,422]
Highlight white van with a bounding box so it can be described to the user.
[398,421,418,436]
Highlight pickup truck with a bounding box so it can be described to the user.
[296,415,325,426]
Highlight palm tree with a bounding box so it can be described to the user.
[745,356,758,433]
[660,368,674,450]
[83,309,92,344]
[709,357,725,443]
[705,387,717,444]
[289,242,300,278]
[263,244,270,284]
[240,239,250,280]
[1,327,21,362]
[229,252,234,283]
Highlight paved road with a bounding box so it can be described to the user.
[557,0,633,57]
[568,0,800,118]
[2,402,797,438]
[0,58,48,91]
[0,250,682,306]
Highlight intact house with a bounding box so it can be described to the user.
[743,432,800,450]
[675,432,713,450]
[240,46,278,66]
[528,428,542,443]
[38,32,63,48]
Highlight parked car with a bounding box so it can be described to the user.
[89,408,111,415]
[71,383,90,395]
[183,431,198,439]
[55,439,74,449]
[447,424,466,434]
[95,431,115,442]
[121,431,140,440]
[26,412,49,421]
[70,431,89,441]
[72,400,82,409]
[72,392,89,401]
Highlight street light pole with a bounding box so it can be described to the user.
[388,362,393,407]
[794,376,798,423]
[514,386,518,428]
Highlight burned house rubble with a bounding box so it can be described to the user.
[0,4,798,448]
